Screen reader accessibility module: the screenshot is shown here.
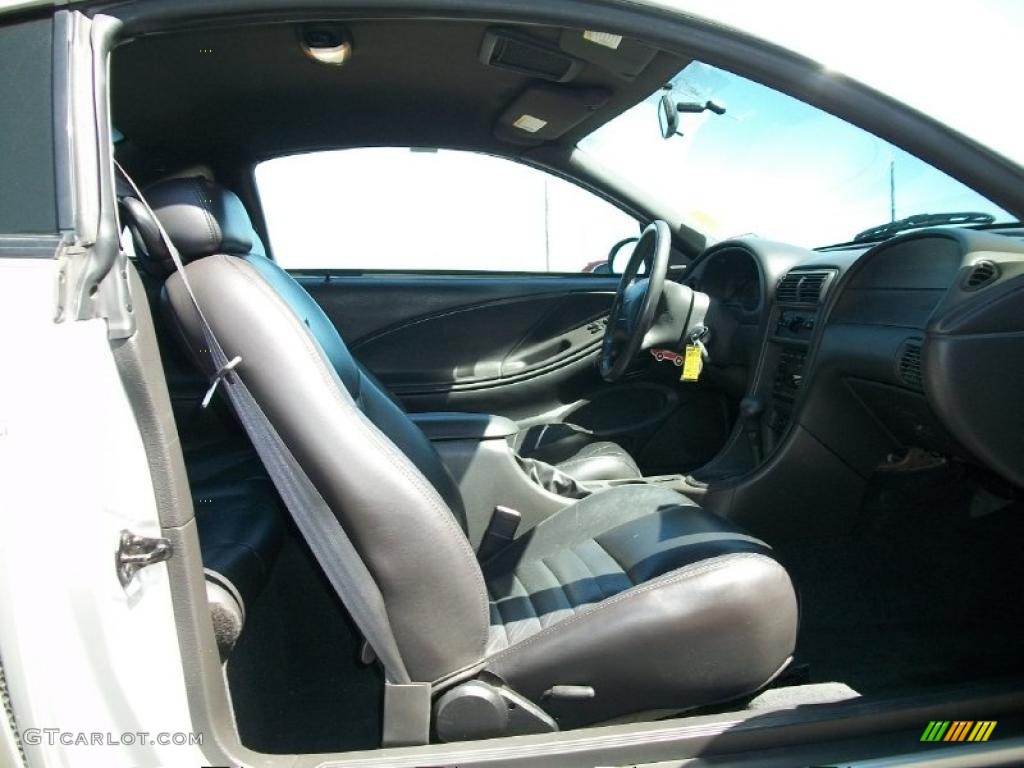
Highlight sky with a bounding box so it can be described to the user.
[580,62,1010,247]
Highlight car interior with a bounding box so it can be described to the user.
[99,7,1024,758]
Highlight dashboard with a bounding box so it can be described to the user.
[681,240,808,399]
[690,246,763,312]
[688,227,1024,496]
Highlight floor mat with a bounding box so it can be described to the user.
[226,532,383,754]
[780,463,1024,696]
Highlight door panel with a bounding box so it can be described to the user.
[298,272,733,473]
[297,273,615,341]
[351,289,612,391]
[298,273,617,393]
[300,274,627,414]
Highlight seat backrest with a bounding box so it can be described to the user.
[126,176,490,682]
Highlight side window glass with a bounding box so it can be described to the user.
[255,148,638,272]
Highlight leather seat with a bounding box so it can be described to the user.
[484,485,795,728]
[122,193,284,659]
[125,176,798,733]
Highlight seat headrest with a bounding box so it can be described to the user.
[122,176,255,277]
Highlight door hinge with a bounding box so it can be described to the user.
[116,530,173,588]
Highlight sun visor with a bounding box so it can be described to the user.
[495,85,612,145]
[480,28,584,83]
[558,29,658,80]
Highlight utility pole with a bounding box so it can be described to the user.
[889,159,896,223]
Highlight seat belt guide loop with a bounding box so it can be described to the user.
[201,355,243,408]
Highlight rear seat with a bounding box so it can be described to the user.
[120,185,285,658]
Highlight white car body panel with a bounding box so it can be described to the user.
[0,258,206,768]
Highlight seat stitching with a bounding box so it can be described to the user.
[484,553,776,664]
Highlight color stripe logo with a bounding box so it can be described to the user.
[921,721,996,742]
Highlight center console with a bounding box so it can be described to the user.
[409,411,572,546]
[761,268,837,454]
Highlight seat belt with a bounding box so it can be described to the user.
[115,164,432,747]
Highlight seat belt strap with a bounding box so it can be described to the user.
[115,165,431,745]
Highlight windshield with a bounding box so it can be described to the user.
[579,61,1013,248]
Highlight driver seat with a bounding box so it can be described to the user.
[126,176,798,735]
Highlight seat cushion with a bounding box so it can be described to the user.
[482,486,798,727]
[553,441,642,483]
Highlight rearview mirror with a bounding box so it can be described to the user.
[657,94,679,139]
[658,93,727,139]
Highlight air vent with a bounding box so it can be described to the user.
[897,339,924,391]
[776,273,800,304]
[776,269,835,305]
[962,260,999,291]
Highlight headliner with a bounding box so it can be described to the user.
[111,18,686,163]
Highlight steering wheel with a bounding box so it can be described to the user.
[599,220,672,382]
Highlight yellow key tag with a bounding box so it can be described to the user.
[681,344,703,382]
